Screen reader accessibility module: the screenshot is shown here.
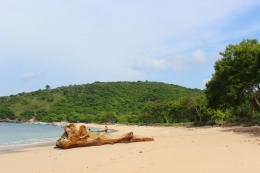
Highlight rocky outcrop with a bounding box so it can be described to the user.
[56,123,154,149]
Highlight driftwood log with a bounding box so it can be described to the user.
[56,123,154,149]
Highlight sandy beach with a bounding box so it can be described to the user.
[1,124,260,173]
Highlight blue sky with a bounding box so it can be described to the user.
[1,0,260,96]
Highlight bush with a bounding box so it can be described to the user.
[0,108,15,119]
[20,110,34,120]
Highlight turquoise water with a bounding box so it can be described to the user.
[0,123,97,148]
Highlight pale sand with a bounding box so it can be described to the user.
[1,124,260,173]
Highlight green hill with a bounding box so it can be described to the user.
[0,81,202,122]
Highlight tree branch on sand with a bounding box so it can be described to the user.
[55,123,154,149]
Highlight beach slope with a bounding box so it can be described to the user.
[1,124,260,173]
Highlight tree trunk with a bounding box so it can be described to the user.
[56,123,154,149]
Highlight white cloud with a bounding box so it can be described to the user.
[191,50,207,63]
[0,0,260,95]
[132,49,209,73]
[21,73,37,80]
[21,71,46,81]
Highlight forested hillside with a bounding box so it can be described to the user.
[2,39,259,126]
[0,81,202,123]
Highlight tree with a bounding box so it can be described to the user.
[139,101,172,123]
[35,109,49,121]
[98,112,117,123]
[169,96,193,122]
[45,85,51,90]
[20,110,34,120]
[187,94,207,122]
[205,39,260,121]
[0,108,15,119]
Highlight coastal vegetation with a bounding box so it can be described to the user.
[0,81,204,123]
[0,39,259,126]
[205,39,260,126]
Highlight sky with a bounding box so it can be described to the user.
[1,0,260,96]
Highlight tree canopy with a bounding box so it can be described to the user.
[205,39,260,121]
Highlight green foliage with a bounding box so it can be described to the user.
[0,81,228,125]
[84,114,95,123]
[139,101,171,123]
[20,110,35,120]
[98,112,117,123]
[35,109,49,121]
[0,108,15,119]
[45,85,51,90]
[206,39,260,123]
[138,93,224,124]
[0,81,202,123]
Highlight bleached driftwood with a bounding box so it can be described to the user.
[56,123,154,149]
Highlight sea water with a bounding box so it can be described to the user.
[0,122,98,148]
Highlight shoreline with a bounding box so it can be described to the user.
[0,123,112,154]
[1,123,259,152]
[0,141,56,155]
[1,124,260,173]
